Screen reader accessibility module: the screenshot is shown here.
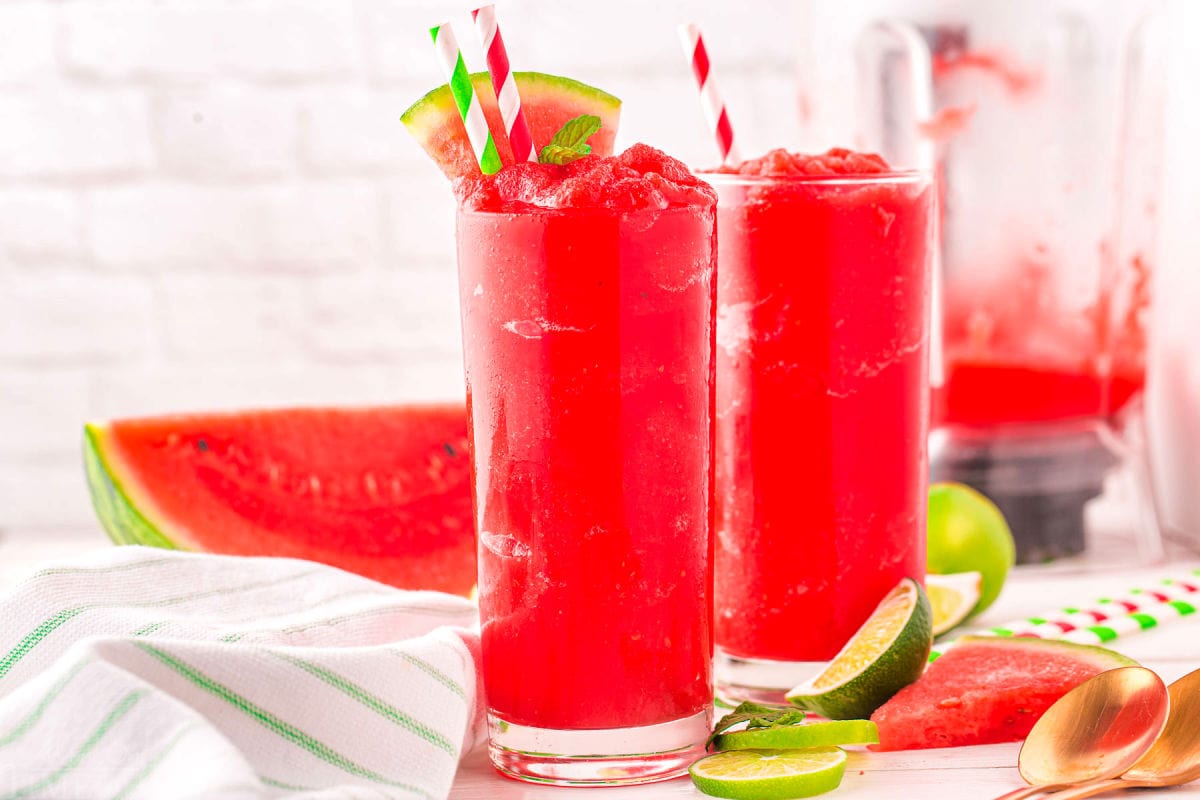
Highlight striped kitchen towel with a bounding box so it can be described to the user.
[0,546,484,800]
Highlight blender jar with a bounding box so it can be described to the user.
[798,0,1167,564]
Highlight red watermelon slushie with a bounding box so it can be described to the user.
[456,144,717,785]
[704,149,935,703]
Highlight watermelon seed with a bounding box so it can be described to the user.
[443,442,457,457]
[196,439,209,452]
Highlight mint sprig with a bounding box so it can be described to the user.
[539,114,602,165]
[707,702,807,748]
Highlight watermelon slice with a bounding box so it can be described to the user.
[401,71,621,179]
[870,635,1137,751]
[83,406,477,596]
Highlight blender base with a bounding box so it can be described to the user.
[931,424,1119,564]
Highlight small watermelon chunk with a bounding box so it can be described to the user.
[871,636,1137,751]
[84,406,476,596]
[401,71,620,180]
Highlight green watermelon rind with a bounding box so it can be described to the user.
[401,70,620,131]
[83,422,182,552]
[946,635,1139,668]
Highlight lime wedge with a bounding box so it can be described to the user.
[713,719,878,751]
[689,748,847,800]
[926,571,982,636]
[786,577,932,720]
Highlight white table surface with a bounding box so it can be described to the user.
[3,520,1199,800]
[450,559,1200,800]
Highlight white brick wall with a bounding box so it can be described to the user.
[0,0,800,535]
[0,91,153,178]
[89,183,382,269]
[154,89,300,179]
[0,190,84,260]
[0,5,55,87]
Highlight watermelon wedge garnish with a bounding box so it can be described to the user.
[870,636,1137,750]
[402,71,620,179]
[83,406,477,596]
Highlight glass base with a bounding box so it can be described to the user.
[715,648,825,707]
[487,709,711,786]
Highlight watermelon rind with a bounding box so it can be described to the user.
[401,71,621,179]
[944,635,1138,668]
[401,71,620,129]
[83,422,180,551]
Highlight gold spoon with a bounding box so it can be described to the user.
[1036,666,1200,799]
[992,665,1170,800]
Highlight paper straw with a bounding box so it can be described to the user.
[929,571,1200,662]
[472,4,536,163]
[678,23,739,166]
[430,22,503,175]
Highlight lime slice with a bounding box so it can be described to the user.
[786,577,932,720]
[926,571,982,636]
[713,719,878,751]
[689,748,847,800]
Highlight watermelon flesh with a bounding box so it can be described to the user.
[871,636,1137,751]
[84,405,477,596]
[401,71,621,180]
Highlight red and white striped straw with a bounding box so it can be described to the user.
[930,571,1200,662]
[678,23,739,167]
[472,4,536,163]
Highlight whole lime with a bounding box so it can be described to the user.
[927,482,1015,618]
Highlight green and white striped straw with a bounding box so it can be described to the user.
[930,570,1200,662]
[430,22,503,175]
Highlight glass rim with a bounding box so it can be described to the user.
[455,201,715,218]
[695,168,931,188]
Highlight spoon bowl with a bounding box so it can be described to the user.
[1121,665,1200,785]
[992,665,1170,800]
[1018,665,1170,786]
[1026,666,1200,800]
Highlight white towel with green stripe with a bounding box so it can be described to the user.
[0,547,483,800]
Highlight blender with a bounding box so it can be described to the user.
[798,0,1167,563]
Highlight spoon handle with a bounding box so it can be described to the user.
[1041,779,1134,800]
[990,784,1072,800]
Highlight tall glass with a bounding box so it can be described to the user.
[705,171,934,703]
[455,203,716,785]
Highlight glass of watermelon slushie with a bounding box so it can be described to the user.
[703,149,935,704]
[454,145,717,785]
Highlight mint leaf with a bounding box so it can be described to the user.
[539,114,602,165]
[550,114,601,150]
[706,702,807,748]
[539,144,586,166]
